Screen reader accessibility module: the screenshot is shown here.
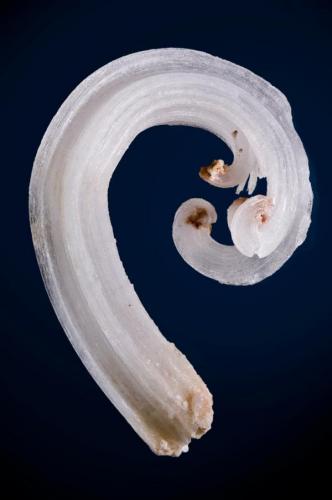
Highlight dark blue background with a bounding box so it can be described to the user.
[2,1,331,498]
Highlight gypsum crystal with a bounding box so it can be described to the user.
[29,48,313,456]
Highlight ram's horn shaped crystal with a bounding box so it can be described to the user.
[29,49,313,456]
